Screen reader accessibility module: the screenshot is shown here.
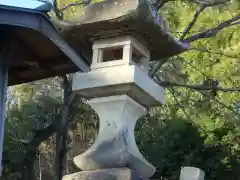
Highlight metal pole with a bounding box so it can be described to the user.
[0,54,8,176]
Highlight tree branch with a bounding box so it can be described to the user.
[192,0,229,6]
[189,47,240,59]
[172,88,240,118]
[168,88,212,138]
[155,0,174,9]
[55,75,73,180]
[183,14,240,42]
[230,21,240,26]
[180,0,230,40]
[149,0,228,77]
[59,0,92,12]
[180,5,206,40]
[158,80,240,92]
[149,58,168,78]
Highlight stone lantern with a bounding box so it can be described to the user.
[57,0,188,179]
[71,35,164,178]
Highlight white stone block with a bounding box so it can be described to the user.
[72,65,164,108]
[180,167,205,180]
[91,36,150,72]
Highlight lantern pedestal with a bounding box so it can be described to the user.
[73,95,155,178]
[63,168,148,180]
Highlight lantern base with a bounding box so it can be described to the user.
[73,95,155,178]
[62,168,148,180]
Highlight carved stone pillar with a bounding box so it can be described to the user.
[73,95,155,178]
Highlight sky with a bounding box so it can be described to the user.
[0,0,44,8]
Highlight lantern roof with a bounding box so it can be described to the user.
[53,0,189,62]
[0,4,90,86]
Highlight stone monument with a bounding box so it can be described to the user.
[180,167,205,180]
[58,0,188,179]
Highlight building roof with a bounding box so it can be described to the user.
[0,5,90,86]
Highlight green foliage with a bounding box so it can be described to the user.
[152,1,240,178]
[55,0,103,19]
[136,115,240,180]
[3,80,98,179]
[3,83,61,180]
[136,117,204,179]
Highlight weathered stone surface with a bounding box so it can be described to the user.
[73,95,155,178]
[52,0,188,62]
[72,65,164,108]
[180,167,205,180]
[62,168,148,180]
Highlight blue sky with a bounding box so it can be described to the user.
[0,0,44,8]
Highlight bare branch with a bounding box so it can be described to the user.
[59,0,91,12]
[192,0,229,6]
[149,58,168,77]
[149,0,229,77]
[180,5,206,40]
[183,14,240,42]
[230,21,240,26]
[180,0,230,40]
[172,88,240,116]
[155,0,174,9]
[189,47,240,59]
[168,88,213,138]
[158,80,240,92]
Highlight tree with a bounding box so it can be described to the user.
[3,77,98,180]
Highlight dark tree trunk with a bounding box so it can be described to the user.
[55,75,74,180]
[19,75,74,180]
[20,121,58,180]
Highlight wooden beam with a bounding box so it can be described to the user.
[9,56,75,74]
[8,63,77,86]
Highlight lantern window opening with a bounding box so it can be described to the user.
[132,48,142,64]
[131,46,149,72]
[102,46,124,62]
[91,36,150,72]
